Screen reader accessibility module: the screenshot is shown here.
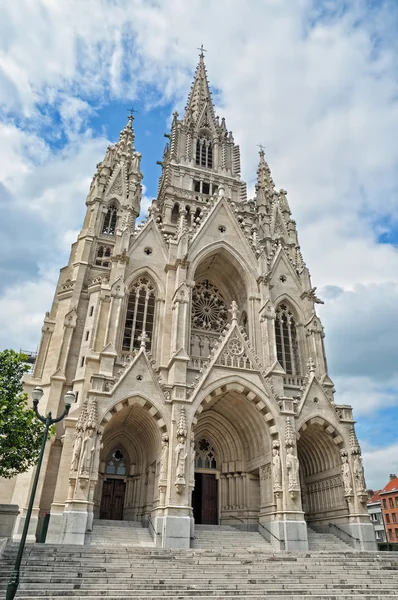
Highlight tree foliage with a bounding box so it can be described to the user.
[0,349,48,478]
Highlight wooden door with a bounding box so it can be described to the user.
[201,473,218,525]
[100,479,126,520]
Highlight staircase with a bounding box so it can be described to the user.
[307,526,353,552]
[1,540,398,599]
[193,524,274,551]
[87,519,154,547]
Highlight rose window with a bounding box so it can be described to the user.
[191,280,228,332]
[228,337,244,356]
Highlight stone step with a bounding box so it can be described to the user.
[192,527,273,551]
[87,520,154,547]
[92,519,143,528]
[9,592,398,600]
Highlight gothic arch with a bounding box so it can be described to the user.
[97,396,167,522]
[121,273,160,353]
[191,376,277,527]
[192,376,279,440]
[99,394,168,436]
[125,266,165,301]
[104,198,121,210]
[273,293,304,324]
[194,411,243,464]
[101,442,131,474]
[297,418,347,524]
[188,242,258,297]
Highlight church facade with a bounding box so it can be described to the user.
[1,54,375,551]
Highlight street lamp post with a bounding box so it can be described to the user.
[6,386,75,600]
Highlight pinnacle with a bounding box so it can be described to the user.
[255,148,275,206]
[184,52,216,125]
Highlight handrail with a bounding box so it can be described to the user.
[259,522,285,549]
[328,522,360,542]
[229,514,249,531]
[148,516,161,537]
[229,515,245,524]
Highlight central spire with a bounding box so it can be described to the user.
[184,50,216,125]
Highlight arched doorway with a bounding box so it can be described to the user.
[95,400,164,522]
[193,384,272,529]
[192,437,219,524]
[100,448,128,520]
[297,421,347,526]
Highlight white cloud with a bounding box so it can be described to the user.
[362,442,398,491]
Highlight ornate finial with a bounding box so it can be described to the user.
[176,407,188,438]
[197,43,207,58]
[229,301,239,323]
[76,399,88,432]
[257,143,265,154]
[307,357,316,374]
[172,110,179,120]
[85,398,98,430]
[349,426,360,455]
[138,330,150,349]
[285,417,295,448]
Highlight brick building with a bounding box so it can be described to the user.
[380,474,398,544]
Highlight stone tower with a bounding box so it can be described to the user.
[1,53,375,551]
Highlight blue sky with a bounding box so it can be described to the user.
[0,0,398,489]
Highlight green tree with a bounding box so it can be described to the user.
[0,349,49,479]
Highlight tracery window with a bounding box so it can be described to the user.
[195,438,217,469]
[191,280,228,332]
[122,276,156,351]
[195,136,213,168]
[102,204,118,235]
[275,303,300,375]
[106,449,126,475]
[95,245,112,267]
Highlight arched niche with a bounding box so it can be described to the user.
[189,247,253,366]
[297,419,348,526]
[96,398,167,523]
[192,379,277,527]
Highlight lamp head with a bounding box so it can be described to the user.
[32,386,44,405]
[64,391,76,411]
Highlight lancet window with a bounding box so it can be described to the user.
[195,438,217,469]
[195,136,213,168]
[102,204,118,235]
[106,449,126,475]
[275,303,300,375]
[95,245,112,267]
[122,276,156,352]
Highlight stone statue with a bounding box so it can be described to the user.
[353,454,366,493]
[159,434,169,483]
[272,445,282,492]
[341,453,353,495]
[286,446,299,491]
[175,435,187,485]
[80,429,96,476]
[190,432,195,486]
[71,430,83,472]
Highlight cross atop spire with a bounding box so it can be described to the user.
[128,107,137,121]
[197,44,207,58]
